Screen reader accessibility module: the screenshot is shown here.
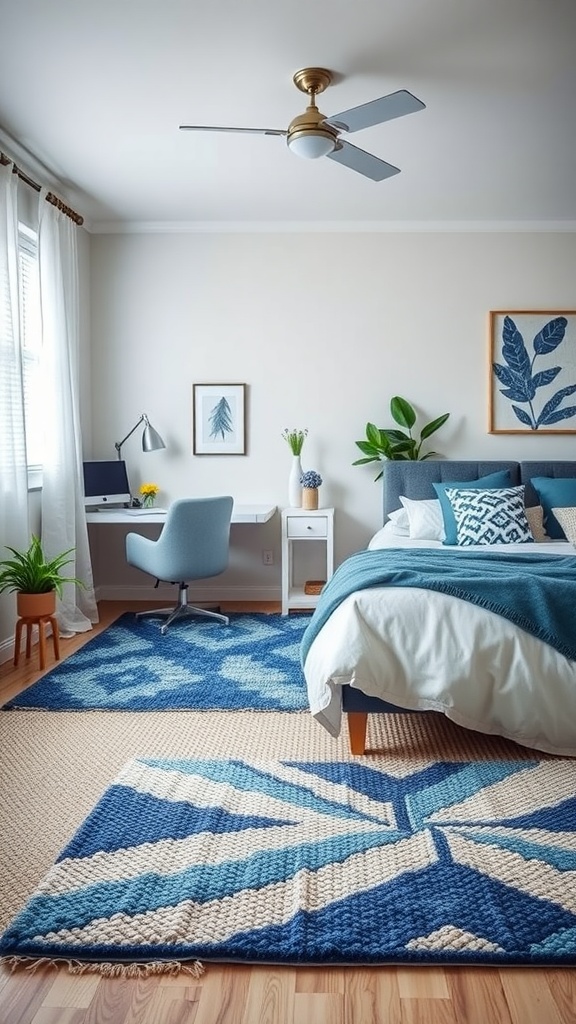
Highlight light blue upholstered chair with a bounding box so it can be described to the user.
[126,496,234,634]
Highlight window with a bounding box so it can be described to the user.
[18,225,43,478]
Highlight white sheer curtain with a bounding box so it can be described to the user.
[0,163,29,641]
[38,196,98,634]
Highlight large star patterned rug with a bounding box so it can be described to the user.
[1,756,575,970]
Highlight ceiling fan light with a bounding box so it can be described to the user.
[287,131,336,159]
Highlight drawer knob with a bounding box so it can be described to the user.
[307,525,312,530]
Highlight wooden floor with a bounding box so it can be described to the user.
[1,601,574,1024]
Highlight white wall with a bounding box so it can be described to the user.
[88,229,576,601]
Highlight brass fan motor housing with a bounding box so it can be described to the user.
[288,67,338,149]
[287,106,338,146]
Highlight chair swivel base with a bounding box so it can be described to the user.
[135,583,229,634]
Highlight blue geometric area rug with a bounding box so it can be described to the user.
[4,613,309,712]
[1,757,575,971]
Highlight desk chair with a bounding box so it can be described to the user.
[126,496,233,634]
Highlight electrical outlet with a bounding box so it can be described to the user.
[262,550,274,565]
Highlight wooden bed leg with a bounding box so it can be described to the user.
[347,712,368,755]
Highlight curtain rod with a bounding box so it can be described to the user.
[0,152,84,226]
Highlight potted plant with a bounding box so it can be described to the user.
[0,535,83,618]
[139,482,160,509]
[353,396,450,480]
[300,469,323,510]
[281,428,308,455]
[282,428,309,507]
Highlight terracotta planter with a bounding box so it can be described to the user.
[16,590,57,619]
[302,487,319,510]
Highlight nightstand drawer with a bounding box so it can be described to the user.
[286,516,328,538]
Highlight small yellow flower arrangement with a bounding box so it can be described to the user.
[139,482,159,508]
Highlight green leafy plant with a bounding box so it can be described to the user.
[353,396,450,480]
[281,428,308,455]
[0,535,83,596]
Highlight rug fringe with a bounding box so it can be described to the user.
[0,955,204,978]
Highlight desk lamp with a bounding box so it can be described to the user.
[115,414,166,461]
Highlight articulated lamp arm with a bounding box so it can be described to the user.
[115,414,145,460]
[114,414,166,460]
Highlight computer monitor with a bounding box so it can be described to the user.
[82,460,131,507]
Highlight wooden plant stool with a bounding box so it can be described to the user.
[14,614,61,671]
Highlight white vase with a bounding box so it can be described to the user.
[288,455,302,507]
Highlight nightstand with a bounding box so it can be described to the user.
[281,507,334,615]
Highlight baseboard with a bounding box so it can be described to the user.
[94,584,282,603]
[0,635,14,665]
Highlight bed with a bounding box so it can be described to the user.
[301,460,576,757]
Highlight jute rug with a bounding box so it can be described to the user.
[2,750,575,968]
[4,613,309,712]
[0,708,547,951]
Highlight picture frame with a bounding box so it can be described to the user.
[192,383,246,455]
[488,310,576,434]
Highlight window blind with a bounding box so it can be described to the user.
[18,227,43,470]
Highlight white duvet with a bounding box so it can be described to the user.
[304,527,576,756]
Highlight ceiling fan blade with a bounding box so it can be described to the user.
[179,125,286,136]
[325,89,425,134]
[326,140,400,181]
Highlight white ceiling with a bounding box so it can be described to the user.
[1,0,575,230]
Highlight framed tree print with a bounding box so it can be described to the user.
[489,310,576,433]
[193,383,246,455]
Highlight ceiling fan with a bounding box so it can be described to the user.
[179,67,425,181]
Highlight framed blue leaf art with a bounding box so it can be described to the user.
[489,311,576,434]
[193,382,246,454]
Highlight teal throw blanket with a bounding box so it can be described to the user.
[300,548,576,665]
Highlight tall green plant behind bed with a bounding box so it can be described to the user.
[354,396,450,480]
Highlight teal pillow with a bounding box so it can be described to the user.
[433,470,513,545]
[530,477,576,539]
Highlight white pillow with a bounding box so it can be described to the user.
[551,506,576,544]
[445,485,533,546]
[386,506,410,535]
[399,496,445,541]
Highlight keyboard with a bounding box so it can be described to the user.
[124,508,167,515]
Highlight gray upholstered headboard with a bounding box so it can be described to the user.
[520,461,576,507]
[382,459,576,520]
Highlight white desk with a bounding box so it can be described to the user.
[86,503,276,525]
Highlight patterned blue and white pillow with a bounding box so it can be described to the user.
[444,485,533,546]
